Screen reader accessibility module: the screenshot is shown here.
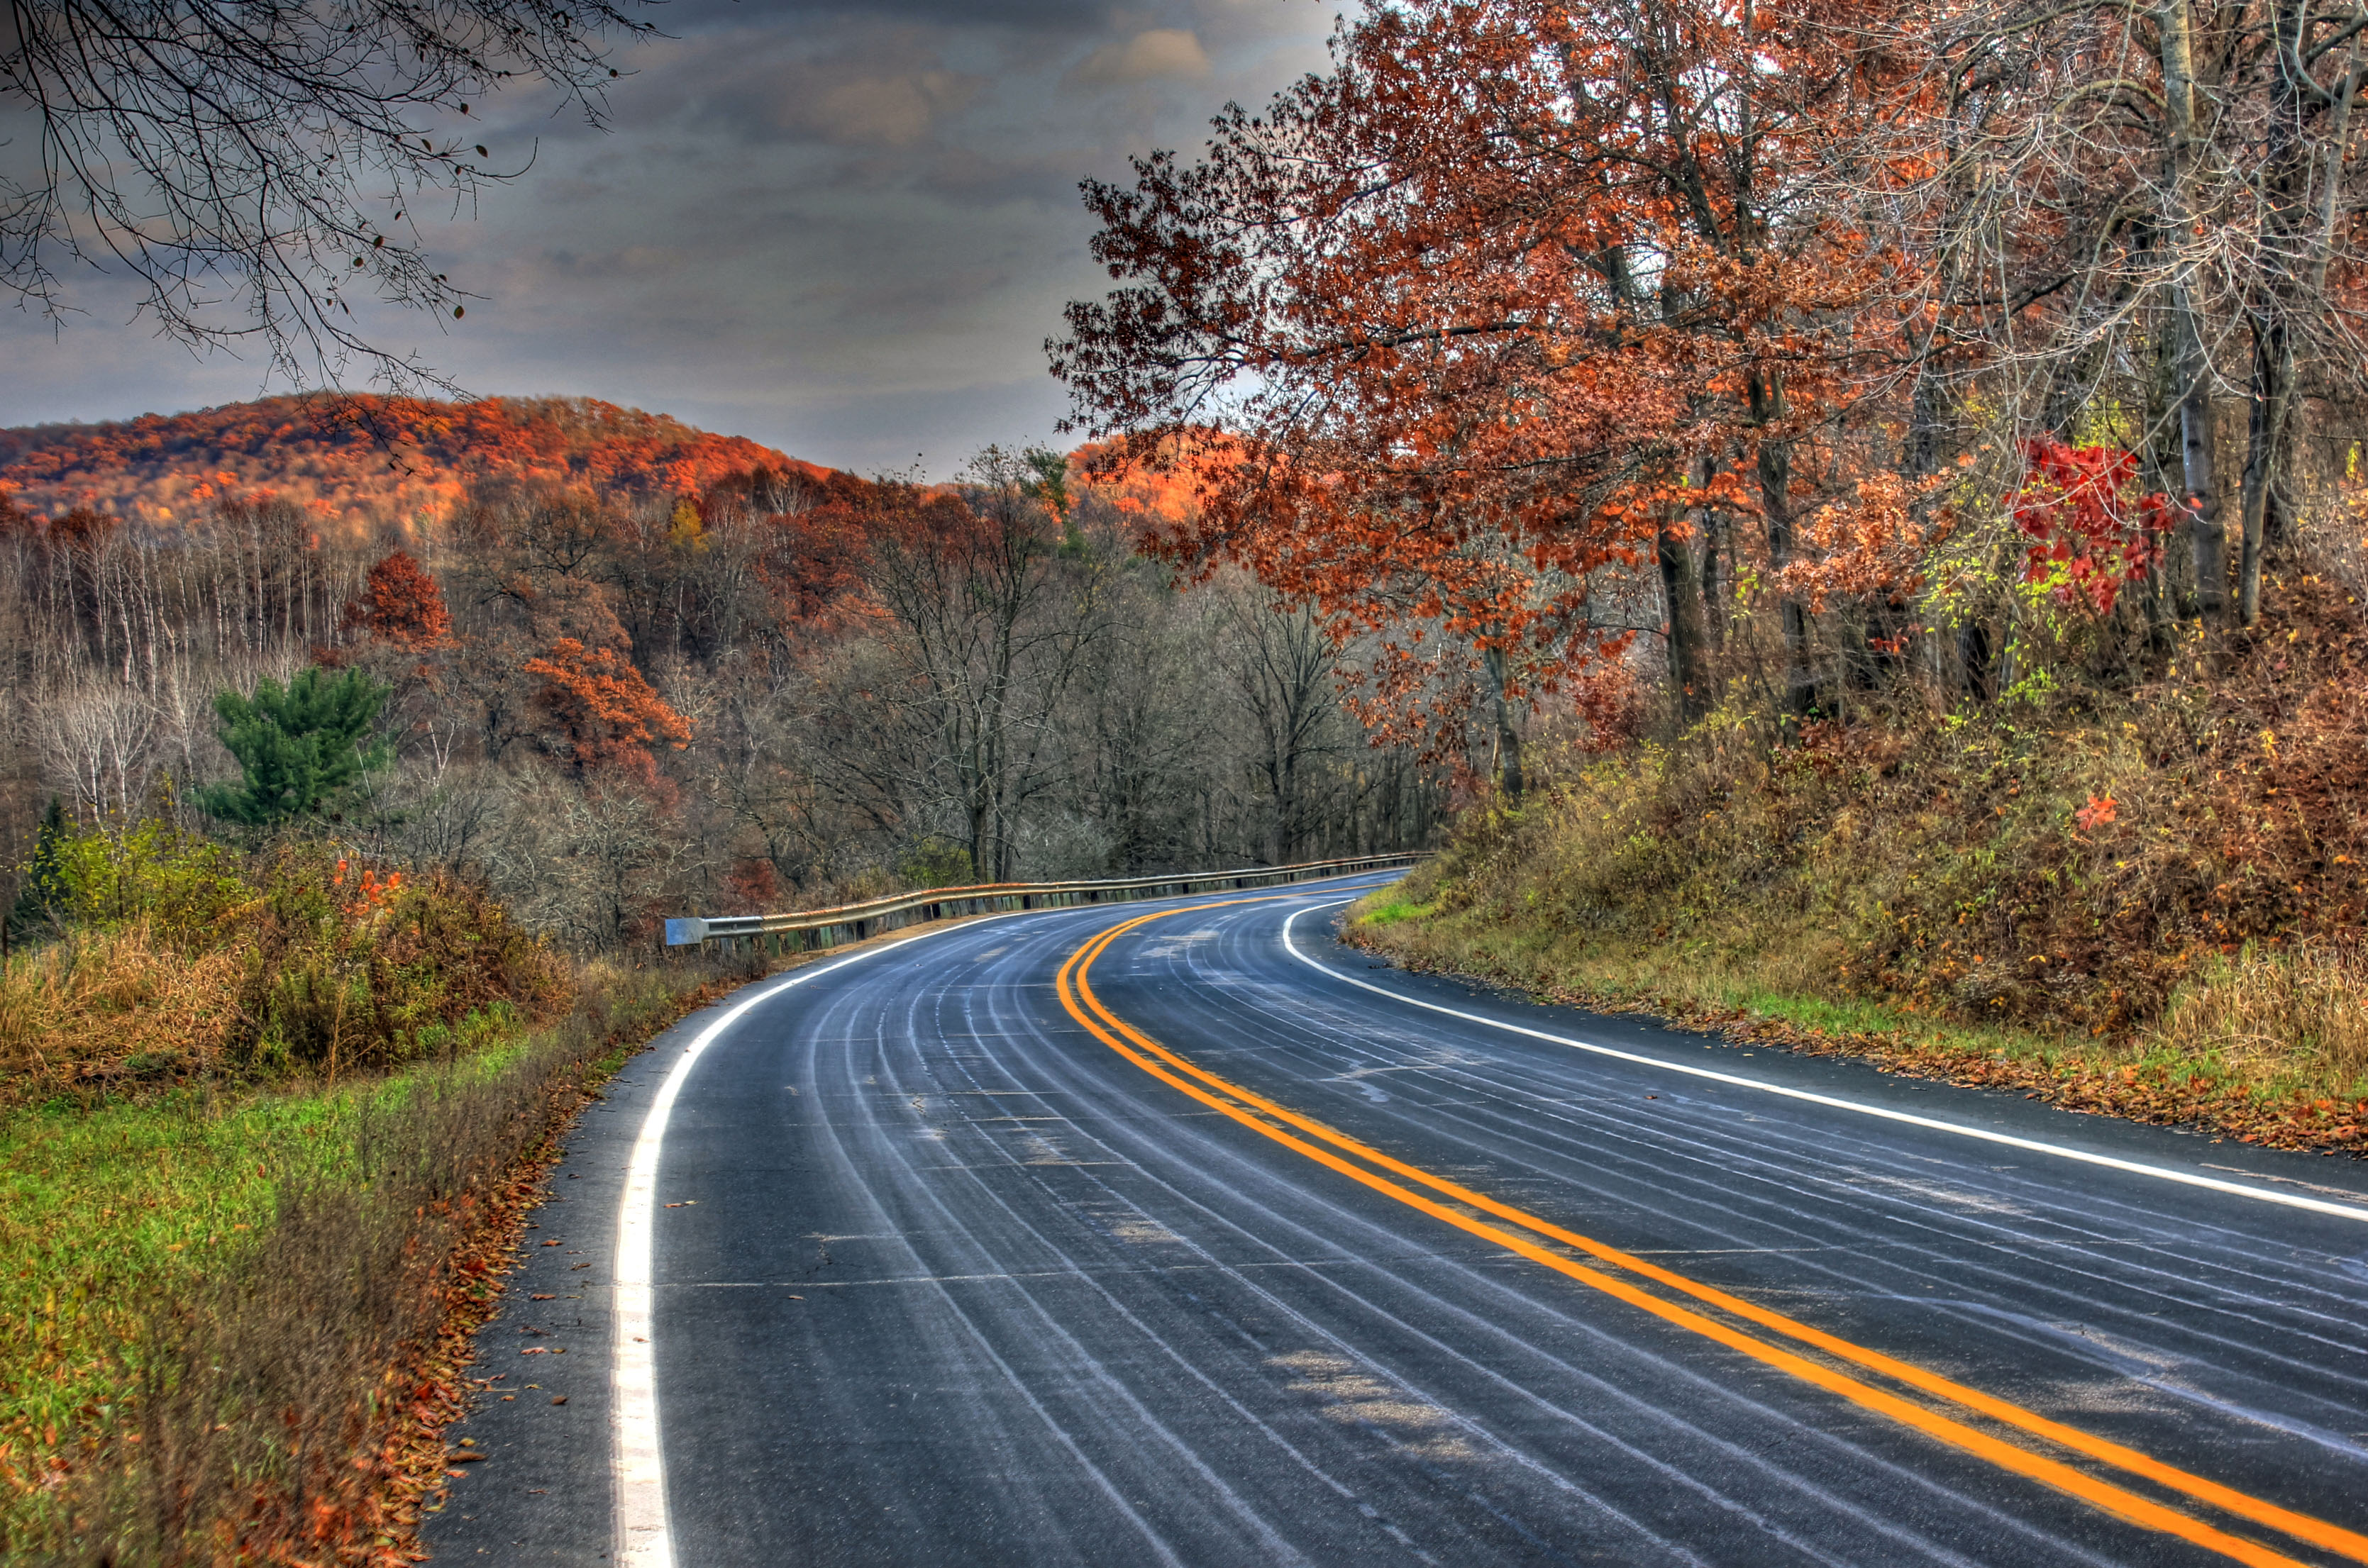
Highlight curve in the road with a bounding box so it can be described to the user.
[541,875,2368,1568]
[1057,895,2365,1568]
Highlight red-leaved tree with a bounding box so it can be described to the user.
[345,550,453,647]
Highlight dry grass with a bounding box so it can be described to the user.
[2148,943,2368,1088]
[0,928,245,1096]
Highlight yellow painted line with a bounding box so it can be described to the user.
[1058,901,2362,1568]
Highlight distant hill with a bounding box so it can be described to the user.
[0,395,834,536]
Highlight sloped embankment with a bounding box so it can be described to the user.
[1351,591,2368,1158]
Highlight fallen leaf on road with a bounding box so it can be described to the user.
[520,1347,547,1355]
[551,1396,568,1406]
[446,1452,486,1464]
[531,1294,555,1301]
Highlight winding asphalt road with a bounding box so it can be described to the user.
[426,873,2368,1567]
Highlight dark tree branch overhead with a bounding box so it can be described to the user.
[0,0,656,391]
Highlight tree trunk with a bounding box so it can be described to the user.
[1657,512,1711,721]
[2237,319,2295,625]
[2237,0,2327,627]
[2160,0,2228,626]
[1481,644,1522,799]
[1748,369,1813,716]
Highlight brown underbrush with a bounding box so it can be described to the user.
[1355,575,2368,1152]
[1,822,572,1104]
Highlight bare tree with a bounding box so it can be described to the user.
[38,679,157,815]
[863,449,1110,881]
[1,0,653,389]
[1217,588,1341,864]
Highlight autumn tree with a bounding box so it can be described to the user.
[1054,0,1905,770]
[1868,0,2368,647]
[345,551,453,647]
[521,638,692,787]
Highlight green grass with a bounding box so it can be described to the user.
[1356,898,1438,928]
[0,1012,537,1491]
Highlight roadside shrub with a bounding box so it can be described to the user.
[1,823,573,1100]
[40,817,250,950]
[238,856,574,1076]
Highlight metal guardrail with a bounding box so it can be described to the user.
[663,852,1426,952]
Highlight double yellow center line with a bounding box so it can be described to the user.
[1055,900,2367,1568]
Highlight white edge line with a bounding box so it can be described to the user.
[612,913,1036,1568]
[1280,901,2368,1226]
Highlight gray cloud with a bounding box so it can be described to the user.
[1068,28,1213,85]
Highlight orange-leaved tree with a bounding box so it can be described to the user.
[522,638,691,789]
[1053,0,1916,780]
[344,550,453,647]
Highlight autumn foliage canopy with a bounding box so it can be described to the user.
[522,638,692,785]
[1056,0,2368,757]
[1054,0,1917,750]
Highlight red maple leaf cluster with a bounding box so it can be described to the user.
[2010,438,2178,616]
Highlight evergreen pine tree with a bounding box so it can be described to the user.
[199,667,392,825]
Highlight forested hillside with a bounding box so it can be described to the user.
[1051,0,2368,1140]
[0,402,1446,954]
[0,396,830,539]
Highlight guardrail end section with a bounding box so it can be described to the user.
[663,917,708,947]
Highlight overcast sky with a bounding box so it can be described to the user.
[0,0,1338,476]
